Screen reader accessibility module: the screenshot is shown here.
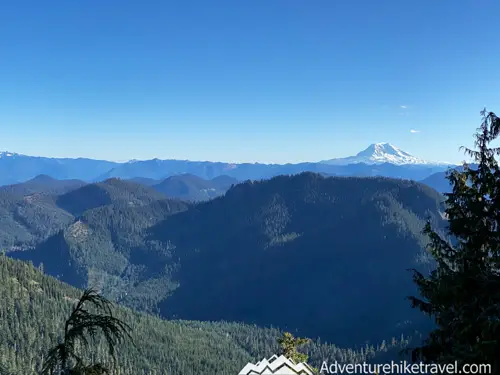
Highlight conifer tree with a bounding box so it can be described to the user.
[408,109,500,371]
[41,289,133,375]
[277,332,310,363]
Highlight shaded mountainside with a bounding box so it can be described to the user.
[0,190,74,251]
[14,197,190,311]
[9,178,190,310]
[0,255,410,375]
[152,174,239,201]
[150,173,443,347]
[12,173,441,348]
[0,178,164,253]
[56,178,167,217]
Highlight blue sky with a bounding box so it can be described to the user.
[1,0,499,164]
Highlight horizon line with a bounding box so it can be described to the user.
[1,146,460,166]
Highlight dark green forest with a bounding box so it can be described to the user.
[0,190,74,251]
[0,255,407,374]
[153,173,444,346]
[10,173,443,346]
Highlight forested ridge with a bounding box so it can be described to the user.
[154,173,445,346]
[55,178,168,217]
[0,190,74,251]
[0,255,408,374]
[0,175,86,197]
[8,173,443,347]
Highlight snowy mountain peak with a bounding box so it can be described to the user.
[356,143,416,160]
[321,143,444,166]
[0,151,18,158]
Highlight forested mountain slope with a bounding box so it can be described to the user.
[56,178,167,216]
[0,190,74,251]
[11,173,442,348]
[13,196,190,312]
[152,173,443,346]
[0,255,409,375]
[0,178,165,253]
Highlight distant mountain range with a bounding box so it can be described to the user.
[0,145,456,186]
[0,151,117,185]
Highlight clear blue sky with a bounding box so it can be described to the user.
[1,0,499,164]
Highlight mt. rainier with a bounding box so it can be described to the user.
[321,143,448,166]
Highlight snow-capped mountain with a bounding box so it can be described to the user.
[320,143,447,166]
[0,151,18,158]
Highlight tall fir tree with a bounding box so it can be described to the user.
[408,109,500,372]
[277,332,310,363]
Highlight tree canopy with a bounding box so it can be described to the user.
[409,109,500,372]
